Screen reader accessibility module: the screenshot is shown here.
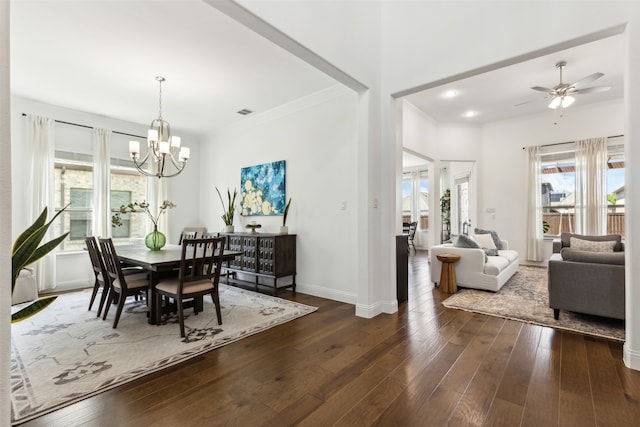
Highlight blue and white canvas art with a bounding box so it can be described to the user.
[240,160,286,216]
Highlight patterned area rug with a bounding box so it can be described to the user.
[10,285,317,425]
[442,266,625,341]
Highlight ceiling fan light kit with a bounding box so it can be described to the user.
[531,61,611,121]
[129,76,190,178]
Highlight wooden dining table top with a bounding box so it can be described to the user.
[116,244,243,271]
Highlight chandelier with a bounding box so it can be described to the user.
[129,76,190,178]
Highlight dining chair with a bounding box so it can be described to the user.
[178,230,197,245]
[408,221,418,252]
[85,236,111,317]
[98,237,150,328]
[155,236,226,337]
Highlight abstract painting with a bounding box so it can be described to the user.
[240,160,286,216]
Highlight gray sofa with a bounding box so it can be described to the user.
[548,233,625,320]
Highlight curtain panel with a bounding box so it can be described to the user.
[26,115,56,292]
[93,128,112,238]
[575,137,608,235]
[525,146,544,261]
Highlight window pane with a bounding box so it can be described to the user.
[54,160,93,251]
[402,173,411,225]
[110,167,148,244]
[607,158,625,237]
[419,171,429,230]
[541,158,575,236]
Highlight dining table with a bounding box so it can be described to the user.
[115,243,242,325]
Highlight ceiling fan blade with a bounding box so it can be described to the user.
[574,85,611,94]
[531,86,553,93]
[572,72,604,88]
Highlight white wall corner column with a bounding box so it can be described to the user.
[1,1,12,424]
[624,19,640,371]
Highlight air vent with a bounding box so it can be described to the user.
[237,108,254,116]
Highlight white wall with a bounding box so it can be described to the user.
[10,97,203,290]
[1,2,11,424]
[200,85,359,303]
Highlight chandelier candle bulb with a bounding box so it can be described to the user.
[179,147,190,161]
[129,141,140,156]
[170,136,181,148]
[159,141,170,154]
[148,129,158,142]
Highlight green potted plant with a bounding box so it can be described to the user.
[280,197,292,234]
[216,187,237,233]
[112,200,176,251]
[12,205,69,322]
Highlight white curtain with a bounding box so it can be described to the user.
[93,128,111,238]
[525,146,544,261]
[575,137,607,235]
[26,115,56,292]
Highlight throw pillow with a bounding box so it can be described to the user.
[474,227,503,250]
[569,237,616,253]
[472,233,496,249]
[454,234,480,249]
[560,248,625,265]
[483,248,499,256]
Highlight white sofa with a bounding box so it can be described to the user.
[430,239,519,292]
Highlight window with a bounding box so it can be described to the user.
[402,170,429,230]
[53,151,149,251]
[540,142,624,237]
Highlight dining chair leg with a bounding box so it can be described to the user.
[177,296,186,337]
[88,279,100,311]
[96,285,110,318]
[112,292,126,328]
[211,290,222,325]
[102,289,115,321]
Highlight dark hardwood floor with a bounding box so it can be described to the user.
[21,250,640,426]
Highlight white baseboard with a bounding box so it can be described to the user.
[295,284,356,305]
[624,343,640,371]
[355,299,398,318]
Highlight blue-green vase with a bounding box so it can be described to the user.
[145,225,166,251]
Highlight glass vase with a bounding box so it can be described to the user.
[145,225,166,251]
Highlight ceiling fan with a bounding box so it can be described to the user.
[531,61,611,110]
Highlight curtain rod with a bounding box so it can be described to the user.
[21,113,146,139]
[522,134,624,150]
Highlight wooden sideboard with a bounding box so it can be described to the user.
[220,232,296,296]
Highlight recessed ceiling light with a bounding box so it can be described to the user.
[237,108,254,115]
[463,110,478,118]
[443,90,459,99]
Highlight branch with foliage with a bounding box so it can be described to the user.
[216,187,237,226]
[112,200,176,228]
[282,197,292,226]
[11,205,70,323]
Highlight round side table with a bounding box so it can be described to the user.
[436,253,461,293]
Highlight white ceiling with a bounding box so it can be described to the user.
[404,33,624,124]
[11,2,624,141]
[10,1,338,136]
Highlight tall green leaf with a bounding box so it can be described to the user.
[11,296,58,323]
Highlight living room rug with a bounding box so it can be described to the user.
[442,265,625,342]
[10,285,317,425]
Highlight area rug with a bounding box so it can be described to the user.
[442,266,625,342]
[10,285,317,425]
